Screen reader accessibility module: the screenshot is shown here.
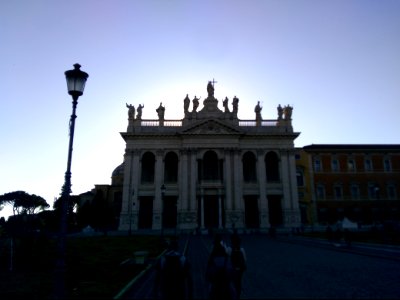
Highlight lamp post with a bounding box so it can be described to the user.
[161,184,166,237]
[56,64,88,299]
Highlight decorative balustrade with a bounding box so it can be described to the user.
[138,119,279,127]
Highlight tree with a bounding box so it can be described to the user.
[0,191,50,215]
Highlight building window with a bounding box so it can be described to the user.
[331,158,340,172]
[387,184,397,200]
[350,184,360,200]
[265,151,280,182]
[314,158,322,172]
[333,185,343,200]
[383,158,392,172]
[316,184,325,200]
[243,151,257,182]
[368,183,380,200]
[347,158,356,172]
[296,168,304,187]
[364,158,373,172]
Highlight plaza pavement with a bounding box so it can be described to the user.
[118,233,400,299]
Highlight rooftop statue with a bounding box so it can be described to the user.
[277,104,283,120]
[232,96,239,114]
[223,97,230,113]
[156,102,165,120]
[137,104,144,119]
[192,96,200,112]
[184,94,190,113]
[255,101,262,123]
[126,103,135,120]
[207,81,214,97]
[283,105,293,120]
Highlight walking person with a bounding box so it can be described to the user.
[206,234,237,299]
[154,237,193,300]
[226,231,247,299]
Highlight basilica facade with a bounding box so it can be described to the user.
[117,82,301,232]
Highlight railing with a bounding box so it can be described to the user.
[239,120,278,127]
[139,119,280,127]
[140,120,182,127]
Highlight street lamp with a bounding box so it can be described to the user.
[56,64,88,299]
[161,184,166,236]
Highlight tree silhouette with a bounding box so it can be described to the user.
[0,191,49,215]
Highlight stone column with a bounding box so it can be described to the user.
[233,149,244,227]
[153,150,164,230]
[200,193,205,229]
[179,149,189,210]
[280,150,300,228]
[218,193,223,229]
[189,149,197,217]
[131,150,141,230]
[257,149,269,229]
[119,149,133,231]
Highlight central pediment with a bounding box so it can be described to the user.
[181,119,241,135]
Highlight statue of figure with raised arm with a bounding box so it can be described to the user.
[137,104,144,119]
[126,103,135,120]
[192,96,200,112]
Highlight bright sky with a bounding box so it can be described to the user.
[1,0,400,219]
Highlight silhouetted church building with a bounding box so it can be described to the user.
[114,81,301,232]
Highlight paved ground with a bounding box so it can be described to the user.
[120,234,400,299]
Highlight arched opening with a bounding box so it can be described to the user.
[141,152,155,183]
[164,151,178,183]
[265,151,280,182]
[243,151,257,182]
[200,150,223,181]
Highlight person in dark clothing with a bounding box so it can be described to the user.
[206,234,237,299]
[154,238,193,300]
[226,232,247,299]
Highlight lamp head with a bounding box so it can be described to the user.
[65,63,89,98]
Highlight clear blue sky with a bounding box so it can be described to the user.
[1,0,399,219]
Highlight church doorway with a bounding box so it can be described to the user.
[268,195,283,226]
[200,195,222,229]
[138,196,153,229]
[162,196,177,228]
[244,195,260,228]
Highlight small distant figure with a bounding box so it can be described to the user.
[154,238,193,300]
[137,104,144,119]
[192,96,200,112]
[206,234,237,299]
[156,102,165,120]
[126,103,135,120]
[226,231,247,299]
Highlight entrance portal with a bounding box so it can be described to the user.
[162,196,177,228]
[199,195,221,229]
[244,195,260,228]
[138,196,153,229]
[268,195,283,226]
